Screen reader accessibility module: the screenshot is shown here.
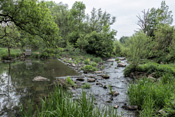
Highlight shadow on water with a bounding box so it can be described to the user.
[0,59,78,117]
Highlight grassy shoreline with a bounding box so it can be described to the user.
[125,61,175,116]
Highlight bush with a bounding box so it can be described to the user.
[81,65,97,72]
[84,58,90,64]
[124,65,136,77]
[91,62,97,67]
[93,57,102,63]
[66,76,75,86]
[82,83,91,89]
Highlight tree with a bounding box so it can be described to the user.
[128,31,150,67]
[154,24,175,61]
[46,1,69,47]
[0,0,59,44]
[137,1,173,37]
[119,36,129,44]
[0,24,21,58]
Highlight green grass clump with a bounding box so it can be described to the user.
[84,58,90,64]
[82,83,91,89]
[93,57,102,63]
[115,58,119,61]
[124,62,175,77]
[66,76,75,86]
[91,62,97,67]
[128,74,175,116]
[0,47,22,59]
[81,65,97,72]
[20,86,119,117]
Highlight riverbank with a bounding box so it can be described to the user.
[124,61,175,116]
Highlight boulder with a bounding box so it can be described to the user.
[158,109,166,115]
[107,59,115,62]
[76,78,85,81]
[87,78,96,82]
[101,74,110,79]
[117,63,126,67]
[33,76,50,81]
[72,63,76,67]
[94,71,103,74]
[119,57,126,60]
[103,85,107,89]
[112,91,119,96]
[114,105,119,109]
[122,103,138,110]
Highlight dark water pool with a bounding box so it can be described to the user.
[0,59,78,117]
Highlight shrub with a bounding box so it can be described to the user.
[84,58,90,64]
[82,83,91,89]
[91,62,97,67]
[66,76,75,86]
[93,57,102,63]
[81,65,97,72]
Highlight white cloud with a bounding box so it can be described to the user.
[52,0,175,39]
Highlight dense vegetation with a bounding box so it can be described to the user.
[1,0,175,117]
[119,1,175,117]
[21,86,119,117]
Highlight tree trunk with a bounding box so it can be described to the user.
[8,46,11,59]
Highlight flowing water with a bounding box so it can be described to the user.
[0,59,78,117]
[73,59,138,117]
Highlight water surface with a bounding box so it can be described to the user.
[0,59,78,116]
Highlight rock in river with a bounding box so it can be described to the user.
[33,76,50,81]
[114,105,119,109]
[112,91,119,96]
[107,59,115,62]
[94,71,103,74]
[101,74,110,79]
[117,63,126,67]
[76,78,85,81]
[122,103,138,110]
[87,78,96,82]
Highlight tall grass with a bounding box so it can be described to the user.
[128,74,175,117]
[20,86,119,117]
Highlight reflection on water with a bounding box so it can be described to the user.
[0,59,78,116]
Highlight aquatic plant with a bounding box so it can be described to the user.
[20,86,120,117]
[66,76,75,86]
[82,83,91,89]
[81,65,97,72]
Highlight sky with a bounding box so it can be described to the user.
[51,0,175,39]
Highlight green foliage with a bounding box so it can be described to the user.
[128,75,175,116]
[81,65,97,72]
[66,76,75,86]
[91,62,97,67]
[124,65,136,77]
[0,47,22,59]
[108,85,113,94]
[115,58,119,61]
[20,86,119,117]
[127,31,150,67]
[84,58,90,64]
[92,57,102,63]
[124,62,175,77]
[164,94,175,116]
[119,36,129,44]
[82,83,91,89]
